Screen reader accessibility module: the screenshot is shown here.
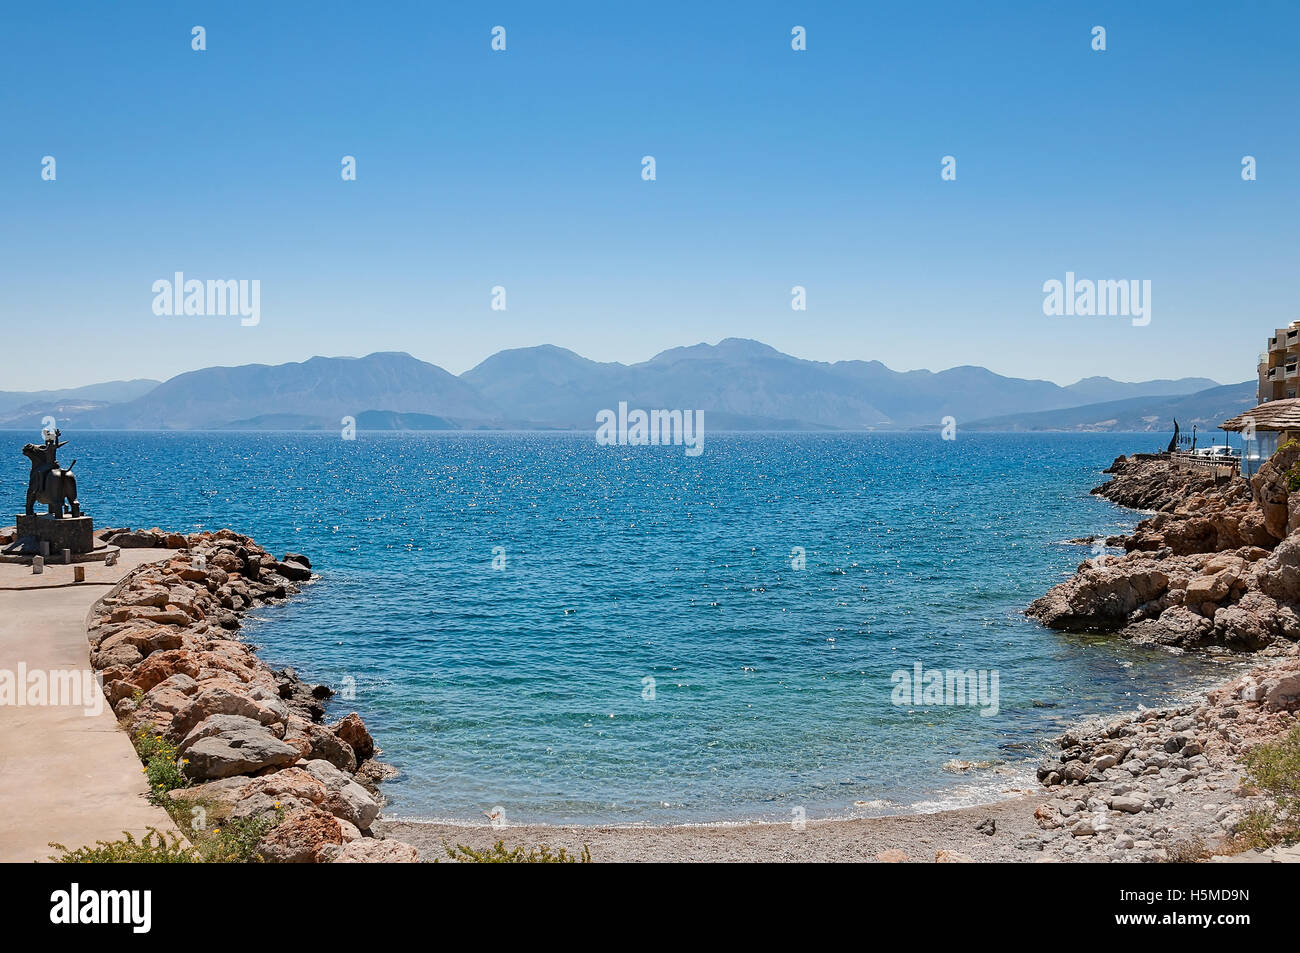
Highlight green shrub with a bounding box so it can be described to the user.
[440,839,592,863]
[192,810,282,863]
[132,728,188,804]
[49,805,286,864]
[1235,725,1300,849]
[49,828,197,863]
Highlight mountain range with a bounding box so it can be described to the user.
[0,379,159,418]
[0,340,1237,433]
[960,381,1257,433]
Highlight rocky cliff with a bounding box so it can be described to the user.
[1028,449,1300,651]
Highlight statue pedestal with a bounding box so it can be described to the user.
[15,513,95,556]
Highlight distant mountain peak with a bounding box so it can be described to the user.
[0,340,1232,433]
[644,338,787,365]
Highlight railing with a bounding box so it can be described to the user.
[1170,451,1241,477]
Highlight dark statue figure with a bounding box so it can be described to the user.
[23,429,80,519]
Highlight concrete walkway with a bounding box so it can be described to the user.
[0,549,181,862]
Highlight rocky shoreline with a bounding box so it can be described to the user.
[88,527,417,863]
[1028,451,1300,650]
[1022,452,1300,861]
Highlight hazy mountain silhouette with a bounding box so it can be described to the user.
[0,341,1228,432]
[962,381,1255,432]
[0,379,159,417]
[26,353,497,431]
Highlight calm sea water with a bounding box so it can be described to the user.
[5,430,1244,824]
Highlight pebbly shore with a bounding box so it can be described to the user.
[86,526,417,863]
[1019,451,1300,861]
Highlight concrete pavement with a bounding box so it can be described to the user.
[0,549,182,861]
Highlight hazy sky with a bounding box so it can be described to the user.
[2,1,1297,390]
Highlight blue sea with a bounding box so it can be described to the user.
[5,431,1245,825]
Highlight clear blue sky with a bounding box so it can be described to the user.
[2,1,1297,390]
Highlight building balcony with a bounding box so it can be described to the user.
[1268,364,1300,382]
[1271,327,1300,352]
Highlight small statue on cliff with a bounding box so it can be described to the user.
[22,428,80,518]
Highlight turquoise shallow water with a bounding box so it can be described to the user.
[4,430,1243,824]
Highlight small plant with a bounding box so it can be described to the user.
[193,810,282,863]
[1163,837,1210,863]
[154,791,287,863]
[1233,725,1300,850]
[133,727,188,804]
[1287,464,1300,492]
[440,839,592,863]
[49,828,197,863]
[1232,808,1283,851]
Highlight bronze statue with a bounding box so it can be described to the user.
[23,429,79,519]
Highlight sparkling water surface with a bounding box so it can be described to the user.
[5,430,1243,824]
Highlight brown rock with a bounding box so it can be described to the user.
[130,650,201,691]
[934,849,975,863]
[302,722,357,773]
[1261,674,1300,711]
[1186,572,1230,604]
[91,642,143,671]
[332,713,375,761]
[256,809,343,863]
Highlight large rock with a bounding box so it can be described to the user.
[91,642,143,670]
[256,809,343,863]
[300,758,380,830]
[179,717,301,780]
[178,713,263,749]
[274,560,312,582]
[301,722,357,773]
[1027,561,1169,632]
[1134,605,1215,647]
[117,586,171,608]
[1260,673,1300,711]
[96,624,184,659]
[169,765,331,824]
[130,650,201,691]
[332,713,375,761]
[1109,795,1146,814]
[1185,571,1231,604]
[170,686,288,740]
[1249,442,1300,540]
[1213,592,1280,650]
[1259,536,1300,604]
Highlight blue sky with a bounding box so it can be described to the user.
[2,1,1297,390]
